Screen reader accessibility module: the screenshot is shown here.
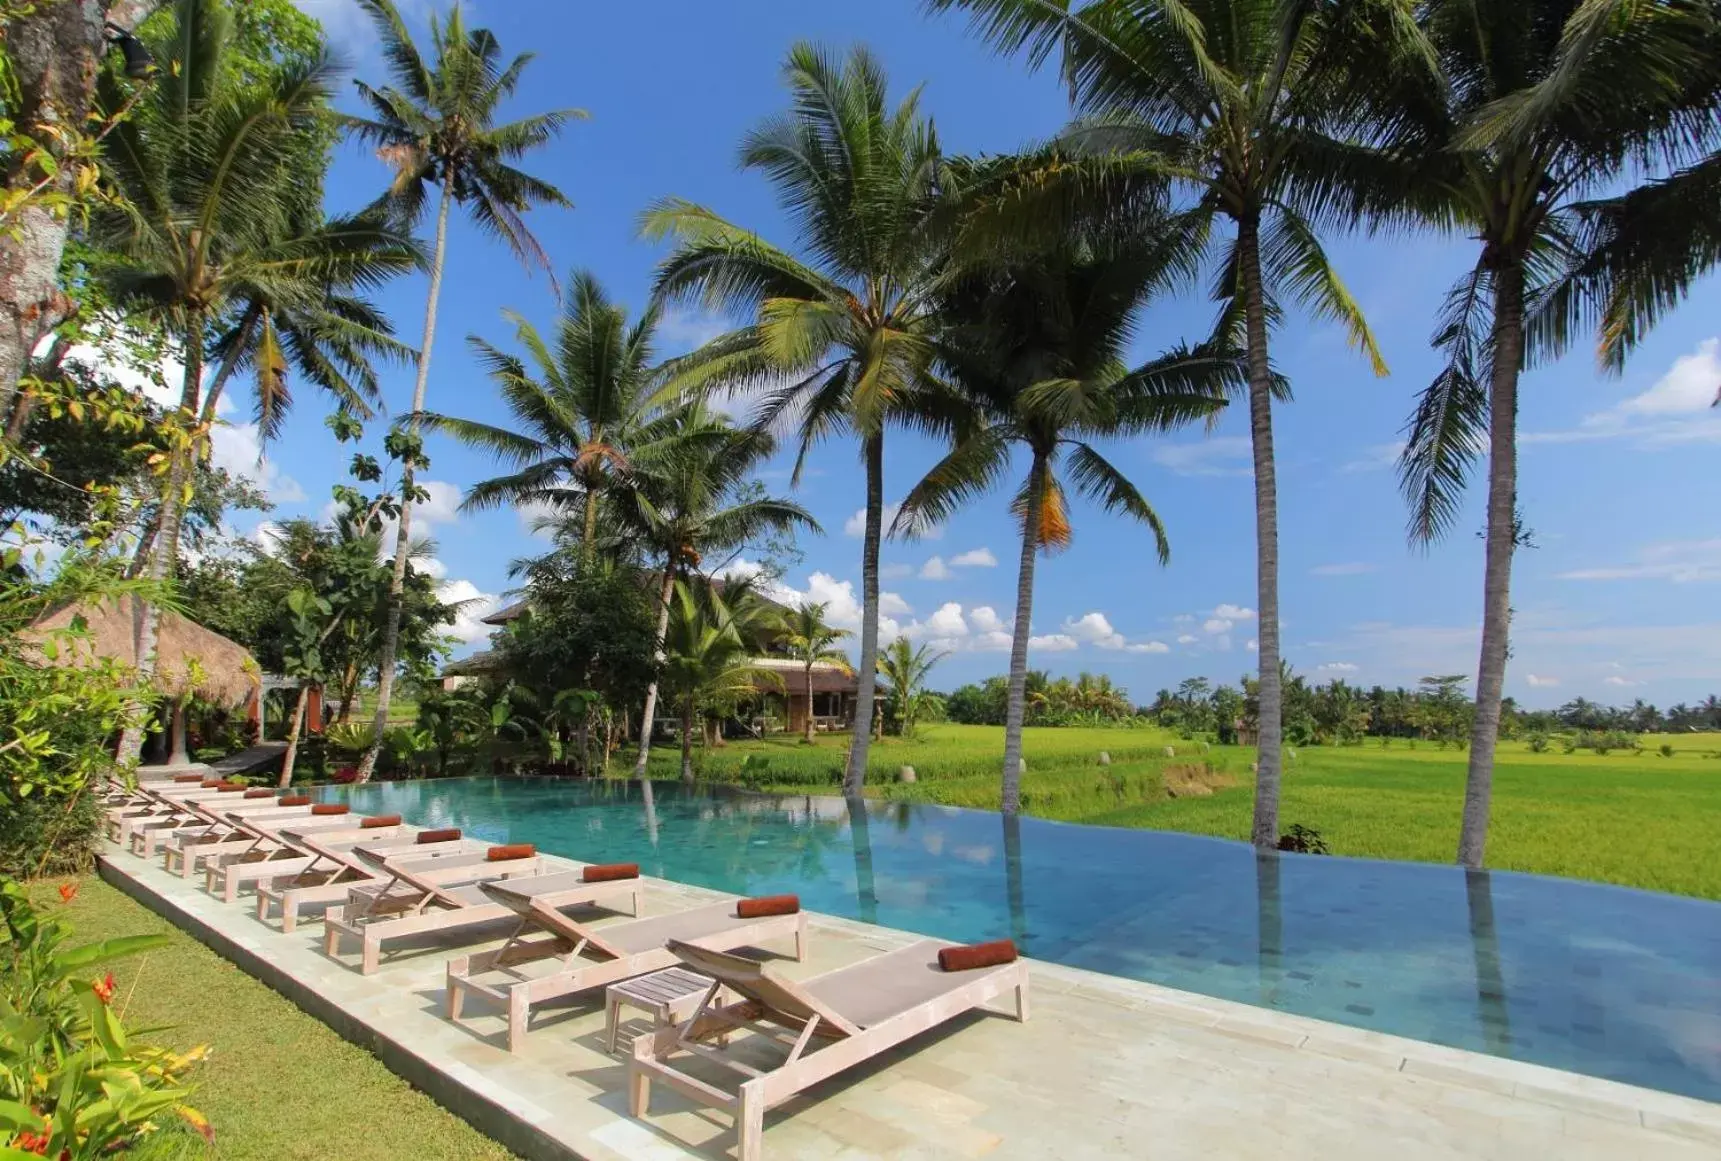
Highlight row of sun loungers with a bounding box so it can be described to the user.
[100,774,1028,1159]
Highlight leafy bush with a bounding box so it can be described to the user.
[0,880,210,1157]
[1277,824,1330,855]
[1660,743,1675,758]
[0,792,104,879]
[1526,731,1550,754]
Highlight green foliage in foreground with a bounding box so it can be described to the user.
[40,879,518,1161]
[649,724,1721,900]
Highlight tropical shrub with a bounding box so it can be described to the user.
[0,793,104,880]
[1660,743,1675,758]
[1525,732,1550,754]
[0,546,161,877]
[1277,825,1330,856]
[0,880,210,1157]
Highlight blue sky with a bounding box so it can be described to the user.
[219,0,1721,708]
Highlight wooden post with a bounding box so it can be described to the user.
[305,685,325,735]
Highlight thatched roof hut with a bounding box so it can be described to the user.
[26,595,260,707]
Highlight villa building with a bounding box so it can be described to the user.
[441,583,859,735]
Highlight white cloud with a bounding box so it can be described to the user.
[845,502,943,541]
[1064,611,1124,649]
[414,480,463,526]
[1246,639,1258,652]
[418,556,449,580]
[1125,640,1170,654]
[1311,562,1378,577]
[1558,539,1721,584]
[1173,614,1195,625]
[1316,662,1359,673]
[1604,675,1643,687]
[880,563,914,580]
[919,556,952,580]
[1151,436,1252,477]
[1341,441,1406,473]
[1522,339,1721,447]
[1213,604,1256,621]
[1525,673,1560,688]
[437,578,502,645]
[950,547,998,568]
[969,606,1006,634]
[1203,618,1233,634]
[1029,633,1079,652]
[879,592,913,616]
[1177,634,1198,645]
[766,572,903,640]
[920,602,968,639]
[656,307,730,352]
[1618,339,1721,416]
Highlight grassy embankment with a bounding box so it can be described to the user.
[647,723,1721,899]
[35,879,518,1161]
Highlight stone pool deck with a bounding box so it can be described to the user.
[98,844,1721,1160]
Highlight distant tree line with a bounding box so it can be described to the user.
[944,668,1721,745]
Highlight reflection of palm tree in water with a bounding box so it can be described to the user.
[846,796,879,925]
[639,778,660,848]
[1002,812,1027,947]
[1465,869,1512,1053]
[1255,851,1283,1007]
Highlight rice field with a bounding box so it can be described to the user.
[646,724,1721,900]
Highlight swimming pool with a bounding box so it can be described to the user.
[322,777,1721,1103]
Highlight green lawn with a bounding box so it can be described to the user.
[41,878,518,1161]
[647,723,1721,900]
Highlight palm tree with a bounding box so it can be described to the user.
[782,602,853,744]
[642,44,959,797]
[660,580,783,781]
[896,240,1232,812]
[91,0,418,761]
[1386,0,1721,866]
[614,405,819,778]
[930,0,1397,849]
[346,0,582,781]
[423,270,676,558]
[876,637,947,741]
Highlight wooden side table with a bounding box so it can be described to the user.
[604,966,721,1054]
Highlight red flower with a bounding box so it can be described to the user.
[57,882,78,903]
[10,1128,48,1155]
[92,971,116,1005]
[333,766,360,785]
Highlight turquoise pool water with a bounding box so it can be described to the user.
[322,777,1721,1102]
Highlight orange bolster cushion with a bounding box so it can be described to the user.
[277,795,312,807]
[937,939,1018,973]
[216,782,247,792]
[200,778,223,788]
[243,788,275,799]
[417,827,461,844]
[486,843,535,862]
[736,894,799,919]
[360,814,402,829]
[310,804,349,816]
[582,862,639,883]
[173,774,205,783]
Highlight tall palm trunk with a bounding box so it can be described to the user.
[803,662,816,744]
[357,181,454,782]
[581,482,600,564]
[278,685,311,788]
[843,433,884,794]
[679,695,695,782]
[632,565,677,779]
[1458,261,1524,868]
[116,313,205,763]
[1001,455,1044,815]
[1238,216,1284,851]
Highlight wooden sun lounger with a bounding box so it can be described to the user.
[629,939,1029,1161]
[322,847,586,975]
[157,806,362,877]
[203,819,427,902]
[446,887,807,1053]
[106,782,247,845]
[251,832,482,930]
[129,791,312,860]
